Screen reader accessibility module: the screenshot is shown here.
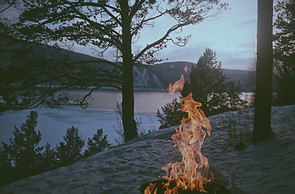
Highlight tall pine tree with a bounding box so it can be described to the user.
[182,48,245,116]
[273,0,295,105]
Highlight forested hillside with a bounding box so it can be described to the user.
[0,34,255,91]
[149,62,256,92]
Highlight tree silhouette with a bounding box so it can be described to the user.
[0,0,16,13]
[182,48,245,115]
[56,126,84,166]
[0,0,227,142]
[253,0,273,143]
[157,98,186,129]
[0,38,122,111]
[273,0,295,105]
[0,110,111,186]
[0,111,44,185]
[8,111,43,171]
[41,143,57,171]
[157,49,246,129]
[84,128,110,158]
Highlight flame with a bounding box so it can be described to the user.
[168,74,184,95]
[144,183,157,194]
[145,76,213,193]
[162,93,212,193]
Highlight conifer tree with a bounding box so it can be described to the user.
[9,111,44,172]
[0,142,13,186]
[56,126,84,166]
[273,0,295,105]
[157,49,246,129]
[0,111,44,185]
[41,143,57,171]
[182,48,245,115]
[157,98,185,129]
[84,129,110,158]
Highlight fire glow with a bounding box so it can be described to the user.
[168,74,185,95]
[144,74,213,193]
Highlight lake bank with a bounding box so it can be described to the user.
[1,105,294,193]
[0,90,253,149]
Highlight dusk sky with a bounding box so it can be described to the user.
[1,0,275,70]
[75,0,259,70]
[141,0,258,70]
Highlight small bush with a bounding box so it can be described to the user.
[56,126,84,166]
[156,98,186,129]
[225,114,252,150]
[41,143,57,171]
[84,129,110,158]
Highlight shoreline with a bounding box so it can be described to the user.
[1,105,294,193]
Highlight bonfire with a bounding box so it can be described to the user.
[142,74,230,194]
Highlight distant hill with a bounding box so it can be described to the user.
[0,34,255,91]
[148,62,256,92]
[0,34,163,89]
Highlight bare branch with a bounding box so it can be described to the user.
[0,0,16,13]
[60,0,121,25]
[130,0,145,18]
[66,58,123,71]
[64,0,121,13]
[22,82,121,110]
[60,73,122,84]
[100,5,122,26]
[78,84,121,106]
[12,71,122,93]
[26,86,69,109]
[72,8,122,50]
[131,11,167,37]
[133,21,194,62]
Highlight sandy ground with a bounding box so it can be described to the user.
[1,105,295,194]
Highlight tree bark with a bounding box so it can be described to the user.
[253,0,273,143]
[120,1,138,142]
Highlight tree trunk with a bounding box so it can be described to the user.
[253,0,273,143]
[120,1,138,142]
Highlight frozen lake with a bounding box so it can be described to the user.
[57,89,179,112]
[0,90,179,146]
[0,90,252,147]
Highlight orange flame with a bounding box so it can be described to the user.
[162,93,212,192]
[144,183,157,194]
[168,74,184,95]
[145,76,213,193]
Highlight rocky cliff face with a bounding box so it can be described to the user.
[133,66,163,89]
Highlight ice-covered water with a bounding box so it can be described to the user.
[0,90,178,146]
[0,107,160,147]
